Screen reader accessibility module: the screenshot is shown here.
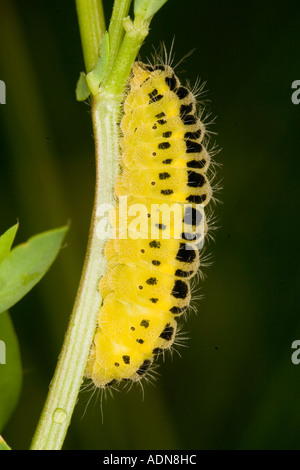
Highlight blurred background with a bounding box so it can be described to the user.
[0,0,299,450]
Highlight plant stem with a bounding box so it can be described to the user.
[105,0,132,81]
[75,0,106,72]
[30,0,108,450]
[30,96,120,450]
[31,0,166,450]
[104,16,149,96]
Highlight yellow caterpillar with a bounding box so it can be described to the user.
[85,62,213,388]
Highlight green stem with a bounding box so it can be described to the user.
[75,0,106,72]
[29,1,108,450]
[30,0,166,451]
[30,97,120,450]
[105,16,149,96]
[105,0,132,81]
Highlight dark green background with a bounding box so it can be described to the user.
[0,0,299,450]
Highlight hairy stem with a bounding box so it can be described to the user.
[30,0,108,450]
[30,0,167,450]
[30,96,120,450]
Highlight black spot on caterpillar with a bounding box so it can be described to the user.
[183,207,203,226]
[154,64,166,71]
[153,347,163,356]
[136,359,152,376]
[187,171,206,188]
[181,232,200,242]
[186,140,203,153]
[180,103,193,118]
[176,243,197,263]
[159,323,174,341]
[162,131,172,138]
[181,114,197,125]
[155,223,167,230]
[176,86,189,99]
[149,240,161,248]
[152,260,161,266]
[187,158,207,169]
[146,277,157,285]
[175,269,195,278]
[148,88,158,98]
[165,75,177,90]
[186,194,207,203]
[123,355,130,364]
[158,142,171,150]
[169,306,187,315]
[184,129,202,140]
[159,172,171,180]
[171,280,189,299]
[149,93,163,104]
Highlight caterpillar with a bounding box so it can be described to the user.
[85,61,214,389]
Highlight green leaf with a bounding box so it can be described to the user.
[77,32,110,99]
[0,435,11,450]
[0,225,68,315]
[134,0,168,20]
[0,312,22,432]
[76,71,91,101]
[0,224,19,264]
